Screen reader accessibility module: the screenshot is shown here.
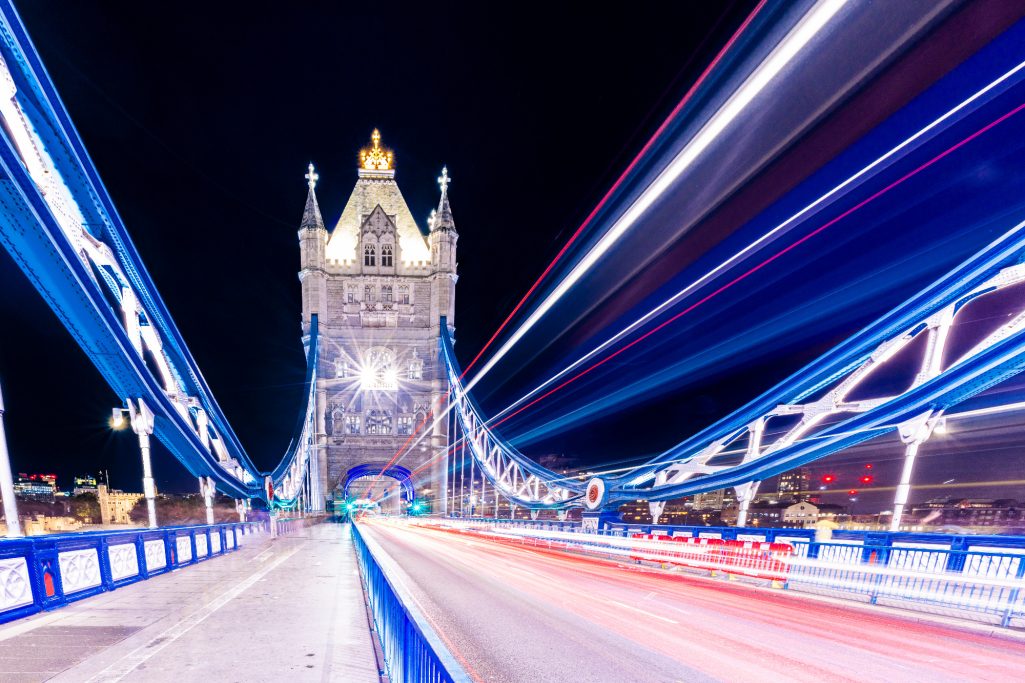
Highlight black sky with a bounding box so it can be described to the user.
[0,1,760,492]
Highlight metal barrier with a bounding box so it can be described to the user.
[271,514,326,537]
[786,540,1025,627]
[351,523,470,683]
[0,521,266,624]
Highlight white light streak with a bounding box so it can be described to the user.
[490,55,1025,425]
[463,0,848,396]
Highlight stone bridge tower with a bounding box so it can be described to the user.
[297,130,457,513]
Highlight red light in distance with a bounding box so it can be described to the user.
[860,475,874,485]
[822,474,836,484]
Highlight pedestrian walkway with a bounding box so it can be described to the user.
[0,523,380,682]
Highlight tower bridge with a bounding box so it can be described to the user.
[1,1,1025,681]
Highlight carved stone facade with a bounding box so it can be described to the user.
[298,131,457,513]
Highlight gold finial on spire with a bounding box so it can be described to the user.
[360,128,394,172]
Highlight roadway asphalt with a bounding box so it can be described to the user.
[361,521,1025,683]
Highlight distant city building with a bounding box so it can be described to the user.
[720,499,848,527]
[691,489,735,511]
[73,474,99,496]
[618,499,721,526]
[782,501,846,528]
[14,473,57,500]
[909,498,1022,528]
[777,467,811,500]
[97,484,146,525]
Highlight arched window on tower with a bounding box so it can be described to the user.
[399,285,410,305]
[381,244,394,267]
[364,244,376,267]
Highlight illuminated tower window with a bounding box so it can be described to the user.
[365,285,375,302]
[361,347,398,390]
[366,409,393,435]
[381,244,394,267]
[397,415,413,435]
[382,285,393,302]
[364,244,376,267]
[399,285,410,304]
[407,348,423,380]
[345,415,361,434]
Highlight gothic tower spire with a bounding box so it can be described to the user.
[431,166,456,233]
[301,162,325,230]
[298,162,327,329]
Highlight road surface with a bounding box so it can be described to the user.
[361,521,1025,682]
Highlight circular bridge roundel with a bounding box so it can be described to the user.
[584,477,606,510]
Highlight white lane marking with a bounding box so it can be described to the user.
[610,599,678,624]
[86,544,302,682]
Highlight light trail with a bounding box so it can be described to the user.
[457,0,770,381]
[462,0,847,397]
[488,57,1025,428]
[489,99,1025,430]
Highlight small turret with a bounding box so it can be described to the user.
[298,163,328,328]
[430,166,458,330]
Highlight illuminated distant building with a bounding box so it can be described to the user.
[692,489,735,511]
[97,484,146,525]
[299,130,457,513]
[14,473,57,500]
[73,474,99,496]
[777,467,811,500]
[910,498,1022,528]
[782,502,846,528]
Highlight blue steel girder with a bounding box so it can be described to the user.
[0,2,315,502]
[611,221,1025,504]
[442,324,585,510]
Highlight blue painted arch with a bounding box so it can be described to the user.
[343,464,415,503]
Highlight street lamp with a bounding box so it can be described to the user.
[112,399,157,528]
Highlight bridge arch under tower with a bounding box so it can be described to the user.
[342,464,416,512]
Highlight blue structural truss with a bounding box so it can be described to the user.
[0,1,317,506]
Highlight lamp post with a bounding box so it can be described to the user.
[0,378,22,537]
[113,399,157,528]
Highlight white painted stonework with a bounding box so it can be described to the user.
[144,539,166,571]
[176,536,193,563]
[0,557,32,611]
[58,548,101,594]
[211,532,222,554]
[195,533,208,558]
[107,543,139,581]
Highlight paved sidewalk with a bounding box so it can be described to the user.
[0,523,379,682]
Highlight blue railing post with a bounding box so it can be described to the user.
[1001,557,1025,628]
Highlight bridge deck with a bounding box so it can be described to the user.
[0,523,379,682]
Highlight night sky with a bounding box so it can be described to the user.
[1,1,1023,511]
